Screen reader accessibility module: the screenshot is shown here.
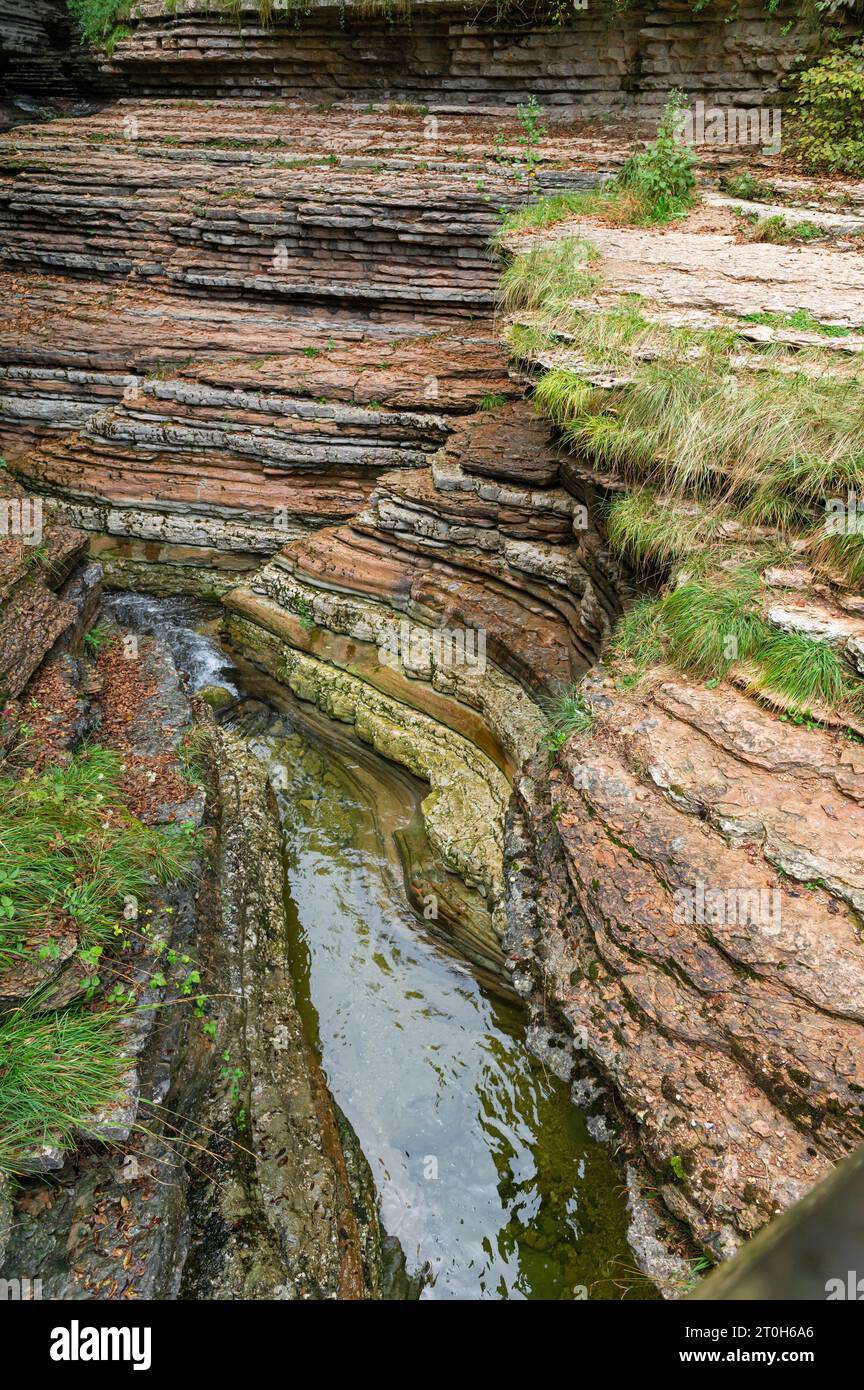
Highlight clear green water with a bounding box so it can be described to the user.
[246,711,652,1302]
[104,595,652,1302]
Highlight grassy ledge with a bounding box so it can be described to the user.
[496,99,864,729]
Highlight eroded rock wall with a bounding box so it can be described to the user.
[0,0,108,102]
[105,0,815,116]
[4,10,860,1273]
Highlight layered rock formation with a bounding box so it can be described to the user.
[104,0,814,116]
[508,676,864,1259]
[0,0,107,106]
[0,469,98,707]
[4,2,864,1274]
[0,100,623,912]
[0,102,547,591]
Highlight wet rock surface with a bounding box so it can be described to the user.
[4,23,864,1282]
[182,725,384,1299]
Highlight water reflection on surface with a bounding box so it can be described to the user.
[251,720,645,1302]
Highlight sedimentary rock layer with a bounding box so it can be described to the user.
[104,0,816,116]
[0,470,92,702]
[7,80,863,1266]
[508,674,864,1257]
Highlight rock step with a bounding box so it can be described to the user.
[507,219,864,328]
[272,398,625,697]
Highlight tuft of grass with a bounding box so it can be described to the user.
[660,570,764,679]
[605,490,730,571]
[755,630,848,710]
[740,309,855,339]
[607,562,864,719]
[806,528,864,587]
[0,747,195,964]
[494,189,605,244]
[609,598,665,674]
[722,171,774,201]
[498,237,601,325]
[543,686,595,752]
[0,1006,126,1173]
[741,213,829,244]
[533,368,598,426]
[543,355,864,521]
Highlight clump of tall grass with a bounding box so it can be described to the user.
[495,186,616,244]
[806,528,864,588]
[756,630,849,710]
[0,1006,126,1173]
[0,747,195,965]
[608,599,665,672]
[498,238,601,326]
[661,570,765,678]
[610,565,864,718]
[543,355,864,523]
[542,685,595,753]
[605,490,732,571]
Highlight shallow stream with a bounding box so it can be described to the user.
[106,592,650,1301]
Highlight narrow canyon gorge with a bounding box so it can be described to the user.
[1,0,864,1307]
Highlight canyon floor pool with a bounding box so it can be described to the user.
[107,593,653,1301]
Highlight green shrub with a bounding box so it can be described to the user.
[722,171,774,201]
[496,92,696,241]
[66,0,129,46]
[742,213,829,244]
[791,44,864,175]
[617,90,697,223]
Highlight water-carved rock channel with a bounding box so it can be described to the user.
[8,1,864,1306]
[109,593,647,1301]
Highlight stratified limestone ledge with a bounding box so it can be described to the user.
[225,609,510,920]
[232,556,547,772]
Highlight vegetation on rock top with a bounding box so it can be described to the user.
[498,97,864,730]
[0,708,198,1173]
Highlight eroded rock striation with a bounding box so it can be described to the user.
[4,2,864,1274]
[508,675,864,1258]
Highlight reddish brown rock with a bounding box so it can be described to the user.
[510,672,864,1256]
